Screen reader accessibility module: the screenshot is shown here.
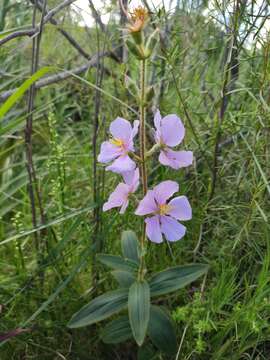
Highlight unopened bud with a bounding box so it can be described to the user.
[146,86,155,103]
[126,39,146,60]
[125,75,139,98]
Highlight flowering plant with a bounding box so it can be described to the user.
[68,6,208,354]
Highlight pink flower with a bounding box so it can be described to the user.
[98,117,139,173]
[135,180,192,243]
[154,110,193,170]
[103,168,140,214]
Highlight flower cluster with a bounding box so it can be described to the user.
[98,110,193,243]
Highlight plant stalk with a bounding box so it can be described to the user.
[138,59,148,281]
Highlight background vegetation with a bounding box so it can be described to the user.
[0,0,269,358]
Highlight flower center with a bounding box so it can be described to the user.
[110,138,125,148]
[159,203,171,216]
[130,6,148,22]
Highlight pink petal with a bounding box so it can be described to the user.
[120,199,129,214]
[135,190,158,216]
[110,117,132,143]
[122,168,138,185]
[167,196,192,220]
[154,109,162,143]
[160,215,186,242]
[160,114,185,147]
[159,149,193,169]
[154,109,162,130]
[145,215,163,243]
[106,155,136,174]
[98,141,121,163]
[103,183,129,212]
[121,168,140,193]
[153,181,179,205]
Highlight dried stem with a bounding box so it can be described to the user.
[25,0,47,260]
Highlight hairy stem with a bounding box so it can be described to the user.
[138,59,148,281]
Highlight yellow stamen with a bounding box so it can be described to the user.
[110,138,124,147]
[159,204,171,216]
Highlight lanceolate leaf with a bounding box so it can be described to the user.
[0,66,54,120]
[150,264,209,297]
[111,270,135,288]
[100,315,132,344]
[67,289,128,328]
[97,254,138,272]
[121,230,139,263]
[128,280,150,346]
[148,306,177,355]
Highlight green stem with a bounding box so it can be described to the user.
[138,59,148,281]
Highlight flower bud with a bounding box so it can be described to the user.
[126,39,146,60]
[125,75,140,98]
[146,86,155,103]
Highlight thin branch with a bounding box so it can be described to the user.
[0,0,76,47]
[25,0,47,260]
[0,51,115,103]
[88,0,106,32]
[0,29,36,46]
[42,0,75,24]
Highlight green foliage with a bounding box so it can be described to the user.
[148,305,177,355]
[97,254,139,272]
[67,289,129,329]
[121,230,140,263]
[0,67,54,119]
[100,315,133,344]
[150,264,209,296]
[128,280,150,346]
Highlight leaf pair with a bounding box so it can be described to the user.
[101,305,177,355]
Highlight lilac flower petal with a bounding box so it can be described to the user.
[122,168,140,193]
[154,109,162,130]
[154,110,162,143]
[145,215,163,243]
[110,117,132,143]
[106,155,136,173]
[160,215,186,242]
[135,190,158,215]
[103,183,129,212]
[159,149,193,169]
[160,115,185,147]
[167,196,192,220]
[98,141,121,163]
[131,120,140,138]
[120,199,129,214]
[122,169,135,185]
[153,181,179,205]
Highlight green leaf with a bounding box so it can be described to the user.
[97,254,138,272]
[137,343,158,360]
[148,306,177,355]
[100,315,132,344]
[68,289,128,328]
[121,230,139,263]
[150,264,209,297]
[128,280,150,346]
[111,270,135,288]
[0,66,55,120]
